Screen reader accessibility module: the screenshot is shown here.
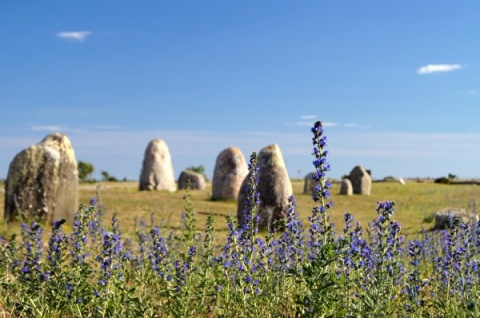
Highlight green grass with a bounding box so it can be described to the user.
[1,179,479,241]
[86,180,479,232]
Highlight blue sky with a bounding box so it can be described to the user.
[1,1,479,181]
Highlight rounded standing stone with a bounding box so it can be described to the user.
[303,171,316,195]
[237,144,293,230]
[139,139,176,191]
[339,178,353,195]
[212,147,248,201]
[349,165,372,195]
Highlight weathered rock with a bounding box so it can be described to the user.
[303,172,316,195]
[237,144,293,230]
[139,139,176,191]
[177,170,206,190]
[340,178,353,195]
[4,133,78,224]
[349,165,372,195]
[212,147,248,201]
[433,208,479,230]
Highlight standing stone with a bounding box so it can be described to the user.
[237,144,293,230]
[139,139,176,191]
[177,170,206,190]
[340,178,353,195]
[212,147,248,200]
[303,172,316,195]
[4,133,78,224]
[349,165,372,195]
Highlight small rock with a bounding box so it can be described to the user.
[433,207,478,230]
[178,170,206,190]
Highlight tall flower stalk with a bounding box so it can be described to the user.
[309,120,334,258]
[239,152,261,239]
[297,121,341,316]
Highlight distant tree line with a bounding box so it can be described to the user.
[434,173,458,184]
[78,161,121,183]
[78,161,208,183]
[78,161,95,183]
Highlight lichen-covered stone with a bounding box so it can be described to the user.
[237,144,292,230]
[4,133,78,224]
[212,147,248,201]
[139,139,176,191]
[177,170,206,190]
[349,165,372,195]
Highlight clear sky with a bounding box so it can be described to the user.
[1,1,479,182]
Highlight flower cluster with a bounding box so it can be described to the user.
[308,121,335,260]
[20,222,46,283]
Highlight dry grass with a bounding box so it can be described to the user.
[1,180,480,242]
[78,180,480,242]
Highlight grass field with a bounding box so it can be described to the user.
[2,179,476,241]
[2,175,480,316]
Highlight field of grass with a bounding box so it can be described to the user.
[1,179,479,240]
[2,176,480,317]
[83,179,479,237]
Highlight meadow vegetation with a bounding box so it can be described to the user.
[0,121,480,317]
